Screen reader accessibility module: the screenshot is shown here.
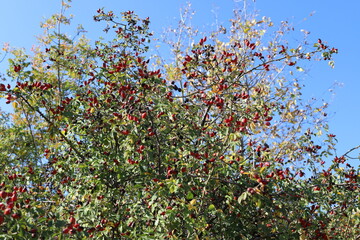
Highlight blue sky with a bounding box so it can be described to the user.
[1,0,359,160]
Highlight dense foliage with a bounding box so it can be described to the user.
[0,1,358,239]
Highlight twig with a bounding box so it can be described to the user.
[18,93,85,161]
[342,145,360,159]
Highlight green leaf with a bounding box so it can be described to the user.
[186,191,194,200]
[169,184,177,193]
[208,204,216,210]
[255,198,262,208]
[55,220,67,228]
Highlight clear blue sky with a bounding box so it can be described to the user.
[1,0,359,161]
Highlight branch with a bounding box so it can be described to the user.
[200,104,211,128]
[342,145,360,159]
[17,93,85,161]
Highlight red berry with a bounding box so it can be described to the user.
[0,191,6,199]
[0,84,6,91]
[120,130,130,135]
[14,65,21,72]
[11,213,21,219]
[69,216,76,224]
[4,208,11,215]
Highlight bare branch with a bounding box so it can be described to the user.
[342,145,360,159]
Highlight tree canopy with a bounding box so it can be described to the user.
[0,1,358,239]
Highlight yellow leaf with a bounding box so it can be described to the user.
[286,112,293,119]
[315,130,322,136]
[12,101,18,109]
[188,205,196,211]
[300,231,307,240]
[296,66,304,72]
[249,122,256,132]
[190,199,197,206]
[255,198,262,207]
[106,221,115,227]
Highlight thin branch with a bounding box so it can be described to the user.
[342,145,360,159]
[19,102,41,163]
[17,93,85,161]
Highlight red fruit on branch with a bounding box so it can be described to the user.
[247,188,255,195]
[11,195,17,202]
[0,84,6,91]
[4,208,11,215]
[69,216,76,224]
[11,213,21,219]
[14,65,21,72]
[0,191,6,199]
[120,130,130,135]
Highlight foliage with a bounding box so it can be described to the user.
[0,1,358,239]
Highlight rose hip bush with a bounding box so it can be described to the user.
[0,1,358,239]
